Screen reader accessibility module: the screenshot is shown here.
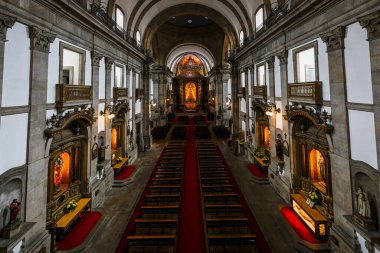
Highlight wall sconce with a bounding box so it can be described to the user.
[99,105,115,119]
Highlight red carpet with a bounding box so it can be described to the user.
[56,211,102,250]
[114,166,136,180]
[177,116,206,253]
[281,207,325,244]
[248,163,267,178]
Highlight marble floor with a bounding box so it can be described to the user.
[57,138,310,253]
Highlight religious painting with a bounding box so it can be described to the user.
[184,82,197,110]
[53,152,70,194]
[309,149,326,185]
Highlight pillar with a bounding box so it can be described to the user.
[266,56,277,160]
[25,25,56,252]
[142,61,151,149]
[131,68,137,148]
[321,26,356,252]
[104,57,114,160]
[230,62,240,153]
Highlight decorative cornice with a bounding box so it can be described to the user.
[358,10,380,41]
[105,57,114,70]
[0,15,16,41]
[28,26,56,53]
[113,100,130,116]
[276,50,288,65]
[45,106,96,138]
[284,105,334,134]
[320,26,346,52]
[266,55,275,69]
[91,51,103,67]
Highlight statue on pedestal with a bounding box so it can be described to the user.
[9,199,21,225]
[356,186,371,218]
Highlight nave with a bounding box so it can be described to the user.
[113,115,270,253]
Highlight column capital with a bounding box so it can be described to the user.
[276,50,288,65]
[105,57,114,70]
[266,55,275,69]
[320,26,346,52]
[358,10,380,41]
[91,50,103,67]
[0,15,16,41]
[28,25,56,53]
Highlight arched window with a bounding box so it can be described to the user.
[115,6,124,30]
[255,7,264,31]
[239,30,244,46]
[136,30,141,46]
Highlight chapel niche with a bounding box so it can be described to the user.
[46,119,90,228]
[111,106,128,165]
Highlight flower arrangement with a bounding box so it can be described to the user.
[116,156,122,163]
[308,191,319,203]
[66,200,78,212]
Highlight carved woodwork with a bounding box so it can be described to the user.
[253,85,267,99]
[113,87,129,101]
[56,84,93,108]
[288,82,322,105]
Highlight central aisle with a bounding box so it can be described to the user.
[177,116,206,253]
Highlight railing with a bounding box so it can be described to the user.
[113,87,129,101]
[288,82,322,105]
[253,85,267,99]
[71,0,151,57]
[56,84,92,108]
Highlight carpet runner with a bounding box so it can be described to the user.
[248,163,267,178]
[281,207,325,244]
[177,116,206,253]
[114,166,136,180]
[56,211,102,251]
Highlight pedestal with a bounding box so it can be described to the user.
[353,213,377,232]
[1,221,21,239]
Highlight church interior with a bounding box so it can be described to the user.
[0,0,380,252]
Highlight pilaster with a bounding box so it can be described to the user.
[131,68,137,149]
[142,61,151,149]
[0,15,16,124]
[358,11,380,171]
[25,25,56,252]
[230,62,240,153]
[104,57,114,160]
[321,26,356,252]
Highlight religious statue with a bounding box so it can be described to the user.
[9,199,21,225]
[318,156,326,181]
[54,155,64,193]
[356,186,371,218]
[275,134,284,161]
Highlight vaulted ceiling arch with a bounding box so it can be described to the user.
[142,4,238,51]
[126,0,253,38]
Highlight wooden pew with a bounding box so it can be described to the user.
[127,235,176,253]
[205,204,243,218]
[208,234,257,253]
[145,194,181,206]
[155,172,183,178]
[206,218,250,234]
[135,219,178,235]
[141,205,179,219]
[200,171,227,176]
[149,185,181,194]
[157,168,183,173]
[201,184,234,194]
[201,177,230,184]
[203,193,239,204]
[151,178,182,185]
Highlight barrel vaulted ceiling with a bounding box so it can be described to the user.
[107,0,270,68]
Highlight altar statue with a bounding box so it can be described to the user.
[356,186,371,218]
[9,199,21,225]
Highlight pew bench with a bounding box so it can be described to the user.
[203,193,239,204]
[208,234,257,253]
[127,235,176,253]
[141,205,179,219]
[201,184,234,194]
[151,178,182,185]
[135,219,178,235]
[145,194,181,206]
[205,204,243,218]
[206,218,250,234]
[149,185,181,194]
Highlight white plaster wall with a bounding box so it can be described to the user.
[123,66,127,88]
[275,101,283,130]
[99,58,105,99]
[248,69,252,95]
[287,51,294,83]
[2,22,30,107]
[227,79,232,96]
[135,100,141,114]
[275,57,281,97]
[47,39,60,103]
[63,49,80,84]
[241,72,245,87]
[349,110,378,170]
[242,121,246,141]
[46,109,56,120]
[240,98,246,113]
[85,50,91,85]
[129,69,133,96]
[111,64,115,98]
[248,97,252,117]
[98,103,105,133]
[253,64,257,86]
[355,232,368,253]
[0,113,28,174]
[317,38,330,101]
[345,22,373,104]
[150,79,154,95]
